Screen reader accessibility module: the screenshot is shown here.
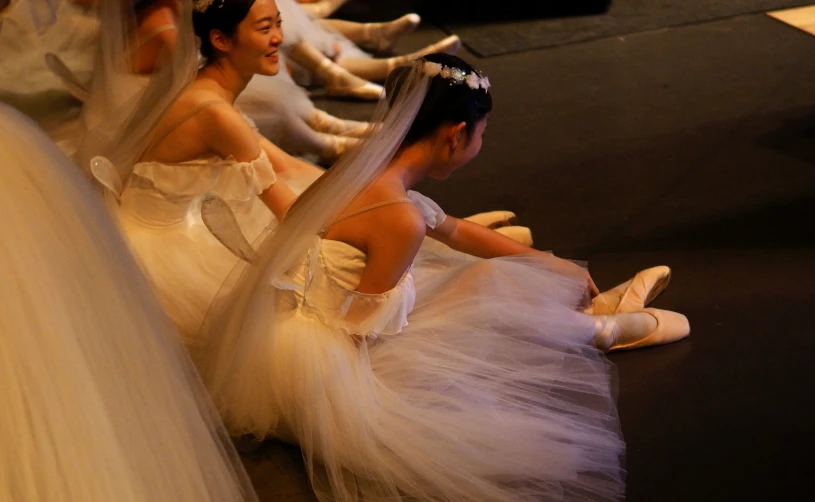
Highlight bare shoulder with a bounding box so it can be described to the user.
[146,87,257,162]
[139,5,176,31]
[370,199,427,244]
[174,89,258,160]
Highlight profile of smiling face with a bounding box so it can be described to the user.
[193,0,283,77]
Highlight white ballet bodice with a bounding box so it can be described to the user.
[120,151,276,227]
[113,151,277,341]
[280,191,447,339]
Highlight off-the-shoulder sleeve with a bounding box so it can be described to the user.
[407,190,446,229]
[130,151,276,200]
[248,150,276,193]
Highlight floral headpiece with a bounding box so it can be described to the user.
[193,0,223,13]
[422,61,491,92]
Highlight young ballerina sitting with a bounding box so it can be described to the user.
[95,0,526,347]
[43,0,367,163]
[196,53,690,502]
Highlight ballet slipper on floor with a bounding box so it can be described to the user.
[307,109,369,138]
[288,41,384,101]
[495,226,533,247]
[595,308,690,352]
[316,58,383,100]
[589,266,672,315]
[463,210,517,229]
[364,13,421,53]
[318,133,358,164]
[337,35,463,82]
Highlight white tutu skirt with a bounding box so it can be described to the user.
[223,249,625,501]
[0,103,255,501]
[119,184,289,343]
[117,205,267,344]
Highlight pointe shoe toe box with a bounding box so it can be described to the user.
[495,226,533,247]
[616,265,672,313]
[327,82,384,101]
[642,308,690,347]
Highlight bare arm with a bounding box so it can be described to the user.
[132,7,179,74]
[427,216,599,296]
[427,216,537,258]
[255,130,325,180]
[354,207,427,295]
[206,106,297,220]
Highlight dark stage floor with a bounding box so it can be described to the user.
[244,2,815,501]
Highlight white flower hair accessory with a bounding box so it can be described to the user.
[423,61,491,92]
[193,0,223,13]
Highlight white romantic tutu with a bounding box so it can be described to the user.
[0,103,255,501]
[202,192,625,502]
[116,151,320,344]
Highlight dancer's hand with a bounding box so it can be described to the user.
[546,255,599,298]
[584,270,600,298]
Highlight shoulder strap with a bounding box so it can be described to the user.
[325,199,412,230]
[133,24,177,51]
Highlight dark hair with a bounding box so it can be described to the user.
[132,0,153,13]
[192,0,256,60]
[385,53,492,147]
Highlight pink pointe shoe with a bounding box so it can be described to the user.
[463,210,517,229]
[595,308,690,353]
[363,14,422,53]
[589,266,672,315]
[495,226,533,246]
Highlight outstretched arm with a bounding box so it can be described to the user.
[206,106,297,220]
[427,216,599,296]
[354,207,427,295]
[427,216,536,258]
[255,131,325,181]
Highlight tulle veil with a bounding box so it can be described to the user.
[0,103,257,501]
[0,2,258,499]
[194,62,432,423]
[74,0,199,189]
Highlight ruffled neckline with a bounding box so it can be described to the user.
[129,150,276,201]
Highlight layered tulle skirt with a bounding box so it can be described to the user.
[0,103,255,501]
[216,245,625,501]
